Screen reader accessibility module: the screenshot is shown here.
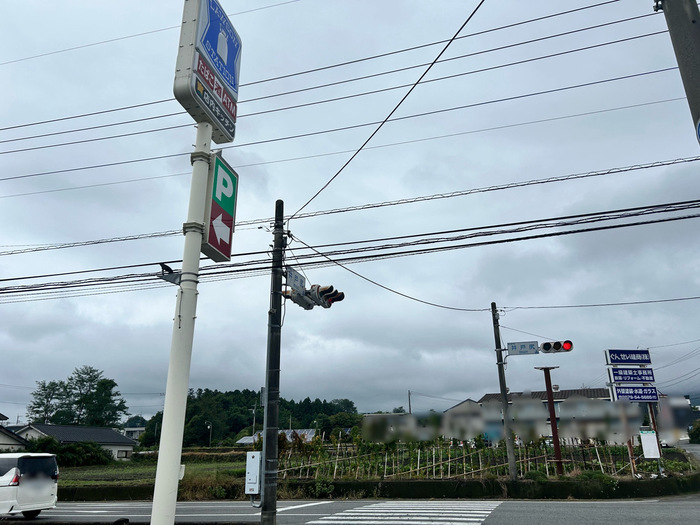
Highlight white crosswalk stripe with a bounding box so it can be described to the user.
[307,500,501,525]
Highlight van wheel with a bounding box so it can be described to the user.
[21,510,41,519]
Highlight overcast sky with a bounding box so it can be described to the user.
[1,0,699,425]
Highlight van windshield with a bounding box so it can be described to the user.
[17,457,58,479]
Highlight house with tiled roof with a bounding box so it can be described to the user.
[13,424,137,460]
[0,426,29,451]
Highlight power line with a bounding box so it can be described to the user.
[2,64,678,183]
[0,2,632,134]
[286,234,489,312]
[1,153,698,260]
[289,0,488,219]
[1,29,669,156]
[0,1,301,68]
[649,338,700,349]
[0,98,687,201]
[3,200,700,301]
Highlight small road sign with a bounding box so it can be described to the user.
[202,151,238,262]
[506,341,539,355]
[286,267,306,295]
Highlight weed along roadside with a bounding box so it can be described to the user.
[57,474,700,501]
[56,445,700,501]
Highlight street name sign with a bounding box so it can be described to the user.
[202,151,238,262]
[174,0,242,144]
[612,386,659,402]
[506,341,539,355]
[605,349,651,365]
[608,367,655,383]
[286,267,306,295]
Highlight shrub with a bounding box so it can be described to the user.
[312,478,334,498]
[26,437,113,467]
[575,470,618,491]
[524,470,548,481]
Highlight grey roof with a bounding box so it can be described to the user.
[0,413,8,421]
[444,398,479,412]
[236,429,318,445]
[29,424,137,446]
[0,426,29,446]
[478,388,611,404]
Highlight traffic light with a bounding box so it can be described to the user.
[540,340,573,353]
[283,285,345,310]
[309,284,345,308]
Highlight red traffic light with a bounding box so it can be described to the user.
[540,340,574,353]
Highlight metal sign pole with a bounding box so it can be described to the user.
[151,122,212,525]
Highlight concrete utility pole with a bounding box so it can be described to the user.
[261,200,285,525]
[151,122,212,525]
[656,0,700,141]
[490,302,518,481]
[535,366,564,476]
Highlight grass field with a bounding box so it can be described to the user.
[59,461,246,488]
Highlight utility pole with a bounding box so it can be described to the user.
[261,200,285,525]
[408,390,412,415]
[151,122,212,525]
[656,0,700,142]
[535,366,564,476]
[490,302,518,481]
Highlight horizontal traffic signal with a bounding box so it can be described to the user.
[540,340,573,353]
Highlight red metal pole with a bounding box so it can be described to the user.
[538,367,563,476]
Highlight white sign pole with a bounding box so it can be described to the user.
[151,122,212,525]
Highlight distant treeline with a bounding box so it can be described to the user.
[138,388,362,447]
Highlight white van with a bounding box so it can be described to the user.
[0,453,58,519]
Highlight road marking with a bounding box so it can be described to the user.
[307,501,501,525]
[279,501,333,512]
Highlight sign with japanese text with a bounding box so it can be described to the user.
[286,267,306,295]
[173,0,242,144]
[506,341,539,355]
[612,386,659,402]
[605,349,652,365]
[608,367,655,383]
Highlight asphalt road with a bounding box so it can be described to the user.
[6,495,700,525]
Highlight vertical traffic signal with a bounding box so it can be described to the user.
[309,285,345,308]
[540,340,573,353]
[283,285,345,310]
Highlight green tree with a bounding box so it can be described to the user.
[140,411,163,448]
[26,380,64,424]
[689,419,700,444]
[27,366,128,426]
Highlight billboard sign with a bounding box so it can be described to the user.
[605,349,651,365]
[612,386,659,402]
[174,0,242,144]
[608,367,655,384]
[202,151,238,262]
